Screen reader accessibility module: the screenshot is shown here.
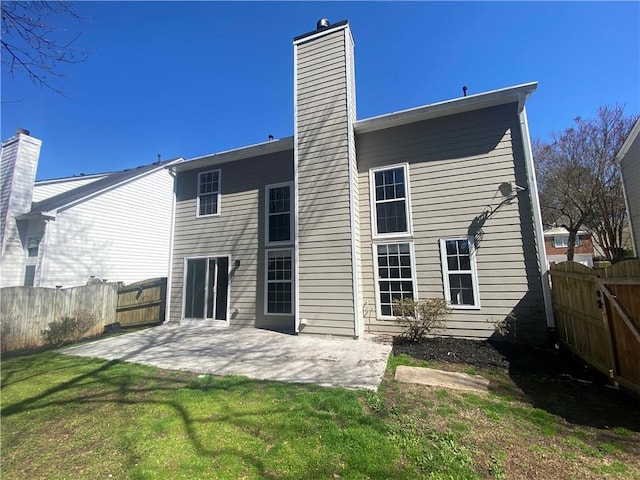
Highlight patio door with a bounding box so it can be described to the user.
[184,257,229,320]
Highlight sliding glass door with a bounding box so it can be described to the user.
[184,256,229,320]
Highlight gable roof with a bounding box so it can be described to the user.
[175,82,536,172]
[25,157,182,216]
[354,82,537,134]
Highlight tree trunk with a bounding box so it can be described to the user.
[566,229,578,262]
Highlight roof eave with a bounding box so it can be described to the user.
[354,82,538,134]
[174,136,294,172]
[615,118,640,163]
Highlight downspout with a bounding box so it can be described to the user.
[519,104,555,329]
[164,167,177,324]
[293,42,301,333]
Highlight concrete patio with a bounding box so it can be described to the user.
[62,324,393,391]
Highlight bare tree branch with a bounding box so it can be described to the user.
[534,105,638,262]
[1,0,89,95]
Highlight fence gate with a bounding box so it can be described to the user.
[116,277,167,327]
[550,260,640,397]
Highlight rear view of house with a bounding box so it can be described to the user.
[167,19,552,343]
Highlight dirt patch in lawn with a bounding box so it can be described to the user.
[385,337,640,479]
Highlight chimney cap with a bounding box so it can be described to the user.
[317,18,330,29]
[16,128,30,136]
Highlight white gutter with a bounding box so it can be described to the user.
[519,105,554,329]
[164,167,178,324]
[355,82,538,134]
[293,42,301,333]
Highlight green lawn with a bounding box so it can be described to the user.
[2,350,639,479]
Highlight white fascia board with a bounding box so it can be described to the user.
[35,173,110,185]
[354,82,538,134]
[615,118,640,163]
[52,158,184,213]
[174,137,294,173]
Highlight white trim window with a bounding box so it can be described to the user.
[370,164,412,238]
[265,248,293,315]
[374,242,416,318]
[552,234,581,248]
[197,170,221,217]
[266,182,293,245]
[439,237,480,309]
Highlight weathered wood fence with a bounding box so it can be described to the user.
[116,277,167,327]
[1,283,119,353]
[550,260,640,397]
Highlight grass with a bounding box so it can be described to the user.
[2,350,640,479]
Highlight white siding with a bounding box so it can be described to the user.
[40,168,175,287]
[32,175,107,203]
[357,104,547,342]
[0,133,42,287]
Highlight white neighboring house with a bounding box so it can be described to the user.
[0,128,182,288]
[616,118,640,257]
[543,226,594,268]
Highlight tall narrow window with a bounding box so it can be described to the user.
[440,238,480,308]
[265,249,293,314]
[375,243,415,317]
[266,183,293,244]
[370,164,411,237]
[197,170,221,217]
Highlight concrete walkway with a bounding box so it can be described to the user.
[395,366,490,392]
[62,325,392,391]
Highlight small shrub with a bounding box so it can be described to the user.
[394,297,451,342]
[42,310,99,346]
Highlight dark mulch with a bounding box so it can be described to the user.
[392,336,603,379]
[392,336,640,431]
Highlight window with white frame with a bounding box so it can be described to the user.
[197,170,221,216]
[552,235,581,248]
[266,183,293,244]
[370,165,411,237]
[375,243,415,317]
[265,248,293,315]
[27,236,40,257]
[440,238,480,308]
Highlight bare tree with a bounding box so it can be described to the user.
[535,105,638,262]
[1,1,88,94]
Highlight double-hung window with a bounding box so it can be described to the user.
[265,248,293,315]
[197,170,221,217]
[374,243,416,317]
[370,164,412,237]
[266,182,293,244]
[552,235,581,248]
[439,237,480,309]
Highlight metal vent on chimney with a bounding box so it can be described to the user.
[317,18,330,29]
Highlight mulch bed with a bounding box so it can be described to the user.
[392,336,602,380]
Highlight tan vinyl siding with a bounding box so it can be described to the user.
[295,26,356,336]
[620,131,640,255]
[170,150,294,331]
[358,103,547,342]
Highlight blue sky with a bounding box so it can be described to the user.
[2,1,639,181]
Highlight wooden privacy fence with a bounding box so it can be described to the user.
[0,283,119,353]
[550,260,640,397]
[116,277,167,327]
